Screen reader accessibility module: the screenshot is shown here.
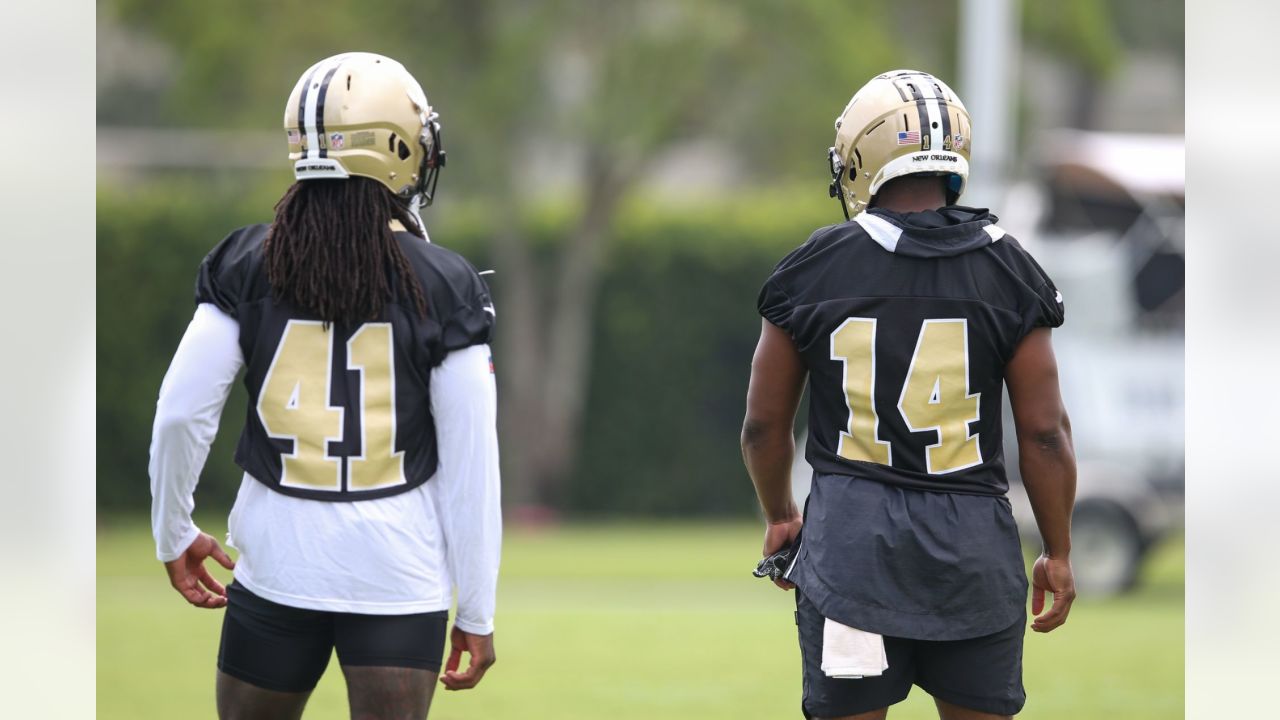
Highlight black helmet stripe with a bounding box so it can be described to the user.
[297,65,316,156]
[933,81,952,147]
[314,63,344,159]
[903,79,930,149]
[915,75,946,151]
[300,54,349,161]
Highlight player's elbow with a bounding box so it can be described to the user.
[152,404,198,444]
[741,416,790,452]
[1019,411,1073,455]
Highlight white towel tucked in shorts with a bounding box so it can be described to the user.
[821,618,888,679]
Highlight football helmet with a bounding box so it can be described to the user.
[827,69,971,219]
[284,52,446,205]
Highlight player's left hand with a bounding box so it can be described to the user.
[1030,553,1075,633]
[440,626,496,691]
[763,516,803,591]
[164,532,235,609]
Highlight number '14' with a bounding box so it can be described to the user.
[829,317,982,475]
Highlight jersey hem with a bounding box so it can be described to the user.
[792,559,1025,642]
[805,460,1010,498]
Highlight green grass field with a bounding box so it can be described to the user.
[98,519,1183,719]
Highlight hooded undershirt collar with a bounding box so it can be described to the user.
[853,206,1005,258]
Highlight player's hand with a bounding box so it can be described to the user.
[163,532,235,609]
[440,626,495,691]
[1030,553,1075,633]
[763,515,803,591]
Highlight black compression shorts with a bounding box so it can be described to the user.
[217,581,449,693]
[796,589,1026,717]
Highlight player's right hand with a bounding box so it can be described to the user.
[1030,553,1076,633]
[164,532,235,609]
[440,627,496,691]
[763,516,803,591]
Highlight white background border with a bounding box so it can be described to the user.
[1,2,96,716]
[1186,1,1277,717]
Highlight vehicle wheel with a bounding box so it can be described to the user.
[1070,501,1143,596]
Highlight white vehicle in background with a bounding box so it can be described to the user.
[1012,130,1185,594]
[791,131,1185,596]
[1001,335,1183,595]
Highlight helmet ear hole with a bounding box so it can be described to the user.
[397,140,412,161]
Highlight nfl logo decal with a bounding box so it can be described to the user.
[897,130,920,145]
[953,134,966,149]
[330,132,345,150]
[287,129,300,144]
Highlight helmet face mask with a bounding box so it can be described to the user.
[284,52,446,206]
[827,69,971,219]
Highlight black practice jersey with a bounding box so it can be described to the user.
[195,223,494,502]
[759,206,1063,497]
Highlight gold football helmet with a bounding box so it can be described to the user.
[827,69,971,219]
[284,52,446,204]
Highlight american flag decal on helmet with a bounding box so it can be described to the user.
[897,130,920,145]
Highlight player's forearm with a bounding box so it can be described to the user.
[448,490,501,634]
[149,412,208,561]
[444,436,501,634]
[741,419,799,523]
[1018,420,1077,558]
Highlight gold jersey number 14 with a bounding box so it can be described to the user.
[830,317,981,475]
[257,320,407,491]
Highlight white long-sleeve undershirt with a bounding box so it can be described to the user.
[149,303,501,633]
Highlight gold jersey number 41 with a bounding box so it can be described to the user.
[257,320,407,491]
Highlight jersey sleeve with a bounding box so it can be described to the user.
[1019,251,1065,335]
[441,268,495,353]
[151,303,244,561]
[421,250,496,365]
[758,229,831,333]
[194,226,260,317]
[427,343,502,634]
[757,275,796,332]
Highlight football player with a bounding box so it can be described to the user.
[742,70,1077,720]
[150,52,500,719]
